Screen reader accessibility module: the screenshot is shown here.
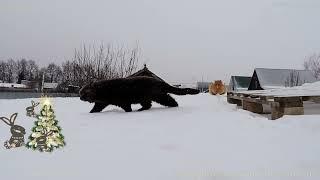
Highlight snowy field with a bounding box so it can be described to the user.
[0,94,320,180]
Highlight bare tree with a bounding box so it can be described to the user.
[26,60,39,81]
[16,59,28,83]
[304,53,320,79]
[61,61,73,84]
[6,59,17,83]
[0,58,41,84]
[68,42,141,87]
[0,42,141,90]
[45,63,62,83]
[285,70,304,87]
[0,61,7,82]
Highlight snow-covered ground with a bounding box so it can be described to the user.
[0,94,320,180]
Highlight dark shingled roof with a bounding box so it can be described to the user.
[127,64,165,82]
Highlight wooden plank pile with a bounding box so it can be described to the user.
[227,90,320,120]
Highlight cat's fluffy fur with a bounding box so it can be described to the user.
[209,80,226,95]
[80,76,200,113]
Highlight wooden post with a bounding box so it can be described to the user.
[271,102,283,120]
[271,97,304,120]
[242,100,263,114]
[310,96,320,103]
[227,97,242,106]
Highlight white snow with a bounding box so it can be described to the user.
[240,81,320,97]
[299,81,320,90]
[0,94,320,180]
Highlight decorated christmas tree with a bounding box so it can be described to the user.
[26,97,65,152]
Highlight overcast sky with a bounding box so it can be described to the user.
[1,0,320,83]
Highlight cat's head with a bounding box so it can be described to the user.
[79,82,97,103]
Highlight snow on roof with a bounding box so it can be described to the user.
[0,83,27,88]
[43,82,58,89]
[254,68,317,89]
[241,81,320,97]
[300,81,320,89]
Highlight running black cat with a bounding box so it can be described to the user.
[79,76,200,113]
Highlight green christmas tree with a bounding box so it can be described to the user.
[27,98,65,152]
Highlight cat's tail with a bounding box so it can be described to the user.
[166,85,200,95]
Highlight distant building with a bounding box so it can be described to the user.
[197,82,211,92]
[0,83,28,89]
[128,64,165,82]
[184,84,197,89]
[248,68,317,90]
[172,83,197,89]
[128,64,199,89]
[228,76,251,92]
[67,85,81,93]
[43,82,59,90]
[21,80,40,90]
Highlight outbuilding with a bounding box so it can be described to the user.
[248,68,317,90]
[128,64,165,82]
[228,76,251,92]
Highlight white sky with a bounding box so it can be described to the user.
[1,0,320,83]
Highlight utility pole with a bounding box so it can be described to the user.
[201,76,204,92]
[41,73,45,93]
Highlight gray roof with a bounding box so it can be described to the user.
[254,68,317,89]
[229,76,251,91]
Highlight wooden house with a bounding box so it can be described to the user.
[128,64,165,82]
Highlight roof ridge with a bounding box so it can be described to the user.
[128,65,165,82]
[231,75,251,78]
[255,68,308,71]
